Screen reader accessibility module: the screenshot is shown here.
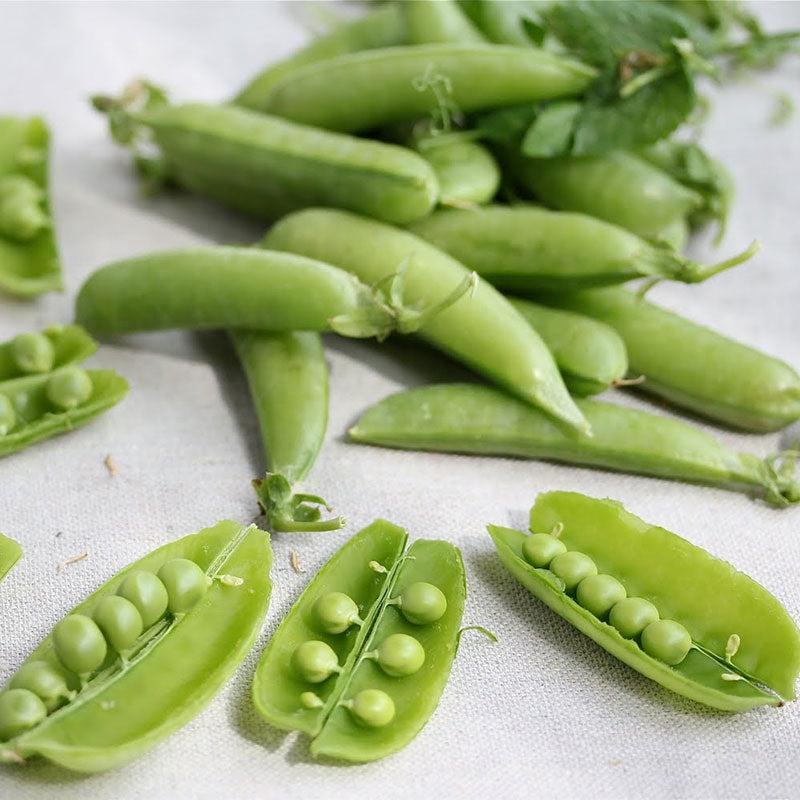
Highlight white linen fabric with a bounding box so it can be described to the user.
[1,3,799,798]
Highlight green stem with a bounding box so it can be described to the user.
[686,239,760,283]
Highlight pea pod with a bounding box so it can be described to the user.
[0,533,22,583]
[0,326,96,383]
[508,298,627,395]
[260,44,596,133]
[0,368,128,458]
[459,0,545,47]
[0,116,61,297]
[505,150,703,239]
[252,519,465,761]
[234,4,409,107]
[0,520,272,771]
[263,208,589,434]
[488,491,800,711]
[231,330,344,532]
[348,384,800,506]
[409,206,754,290]
[96,98,438,226]
[75,247,463,341]
[404,0,487,44]
[540,287,800,432]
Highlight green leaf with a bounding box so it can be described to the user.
[474,103,539,144]
[521,101,581,157]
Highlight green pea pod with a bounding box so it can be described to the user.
[488,491,800,711]
[0,520,272,771]
[260,44,596,132]
[252,519,465,762]
[409,206,754,289]
[459,0,546,47]
[505,150,703,239]
[349,383,800,506]
[75,247,468,342]
[97,99,438,226]
[0,368,128,458]
[0,325,97,383]
[234,4,409,107]
[404,0,488,44]
[0,117,61,297]
[0,533,22,583]
[653,215,690,253]
[508,298,627,395]
[231,330,344,533]
[263,208,590,434]
[541,287,800,432]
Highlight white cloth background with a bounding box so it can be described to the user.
[1,2,799,798]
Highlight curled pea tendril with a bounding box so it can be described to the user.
[253,473,345,533]
[411,63,462,135]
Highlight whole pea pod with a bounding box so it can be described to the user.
[252,519,465,761]
[263,208,590,434]
[0,520,272,771]
[540,287,800,432]
[504,150,703,239]
[0,367,128,457]
[408,206,755,290]
[349,383,800,506]
[0,116,62,297]
[234,4,409,106]
[259,44,596,132]
[490,491,800,711]
[0,325,96,383]
[94,97,438,226]
[231,330,344,532]
[404,0,487,44]
[0,533,22,583]
[75,247,467,341]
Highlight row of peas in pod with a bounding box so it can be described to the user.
[0,325,128,457]
[0,521,273,772]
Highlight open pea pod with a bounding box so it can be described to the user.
[252,520,465,762]
[0,533,22,582]
[0,520,273,772]
[0,116,62,297]
[0,325,97,383]
[0,367,128,458]
[489,491,800,712]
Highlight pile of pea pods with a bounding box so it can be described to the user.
[2,0,800,776]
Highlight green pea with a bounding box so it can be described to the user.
[0,394,15,436]
[52,614,108,676]
[394,582,447,625]
[93,595,144,653]
[575,574,627,620]
[291,640,341,684]
[116,570,169,628]
[46,366,93,410]
[9,332,55,374]
[299,691,324,710]
[0,689,48,740]
[0,174,48,242]
[609,597,660,639]
[156,558,210,615]
[641,619,693,666]
[549,551,597,593]
[313,591,363,634]
[373,633,426,677]
[522,533,567,568]
[8,661,72,713]
[345,688,395,728]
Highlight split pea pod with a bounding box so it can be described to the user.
[0,325,96,382]
[97,101,438,225]
[75,247,450,341]
[234,4,409,107]
[231,330,344,532]
[408,206,753,290]
[0,520,273,771]
[490,492,800,711]
[0,116,62,297]
[0,533,22,583]
[252,519,465,761]
[260,44,596,132]
[263,208,590,434]
[349,383,800,506]
[504,150,703,239]
[541,287,800,432]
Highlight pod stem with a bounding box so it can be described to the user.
[687,239,761,283]
[252,473,346,533]
[763,448,800,506]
